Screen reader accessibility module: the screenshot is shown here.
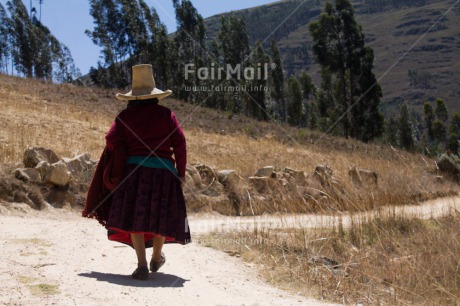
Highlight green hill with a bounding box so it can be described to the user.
[203,0,460,115]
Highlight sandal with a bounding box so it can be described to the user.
[150,252,166,272]
[131,266,149,280]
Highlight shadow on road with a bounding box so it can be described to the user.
[78,271,189,288]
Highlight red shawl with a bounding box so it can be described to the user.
[82,144,126,227]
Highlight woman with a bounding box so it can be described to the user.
[84,64,191,280]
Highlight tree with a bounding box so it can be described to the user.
[435,98,448,123]
[432,119,446,143]
[30,21,56,80]
[6,0,78,81]
[246,41,269,120]
[287,76,303,127]
[7,0,35,77]
[118,0,149,70]
[309,0,383,141]
[299,71,315,128]
[354,47,384,142]
[86,0,169,87]
[428,98,449,146]
[37,0,43,22]
[316,67,334,118]
[385,116,398,146]
[309,102,318,130]
[447,133,459,155]
[398,103,414,151]
[86,0,125,87]
[172,0,207,103]
[424,102,434,140]
[218,15,249,71]
[0,3,10,73]
[450,113,460,135]
[54,44,81,83]
[217,14,250,113]
[270,41,285,121]
[138,0,170,88]
[299,71,315,101]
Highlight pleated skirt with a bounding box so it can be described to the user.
[107,164,191,248]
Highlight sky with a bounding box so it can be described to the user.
[0,0,278,75]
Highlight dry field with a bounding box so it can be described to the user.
[1,74,459,304]
[204,211,460,305]
[0,73,457,211]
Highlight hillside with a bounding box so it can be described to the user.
[0,72,457,213]
[203,0,460,114]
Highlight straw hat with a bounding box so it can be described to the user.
[115,64,172,101]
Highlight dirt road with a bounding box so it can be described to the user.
[0,207,335,306]
[189,196,460,233]
[1,195,458,306]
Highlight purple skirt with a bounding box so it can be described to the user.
[107,164,191,247]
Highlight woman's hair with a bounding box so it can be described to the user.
[127,98,159,108]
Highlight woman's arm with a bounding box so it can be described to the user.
[105,116,124,151]
[170,111,187,178]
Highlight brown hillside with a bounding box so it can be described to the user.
[0,73,457,212]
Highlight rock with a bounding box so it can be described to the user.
[46,189,75,208]
[437,154,460,181]
[68,180,88,194]
[62,153,93,174]
[207,194,235,215]
[35,161,51,178]
[348,167,378,187]
[254,166,274,177]
[313,165,333,186]
[195,164,218,186]
[285,167,307,185]
[184,173,194,188]
[248,176,273,194]
[186,165,202,188]
[310,255,339,267]
[45,161,72,186]
[23,147,59,168]
[217,170,243,189]
[280,178,289,187]
[14,168,42,183]
[218,170,246,216]
[274,172,289,187]
[313,165,346,199]
[309,255,348,277]
[202,180,225,197]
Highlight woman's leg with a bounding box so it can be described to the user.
[131,233,147,267]
[152,235,165,262]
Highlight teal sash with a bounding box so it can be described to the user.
[127,156,178,175]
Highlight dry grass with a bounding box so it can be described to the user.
[204,212,460,305]
[0,73,457,213]
[27,283,60,296]
[0,175,45,209]
[187,129,456,211]
[0,75,117,162]
[17,276,60,296]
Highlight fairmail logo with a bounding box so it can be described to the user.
[184,63,274,81]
